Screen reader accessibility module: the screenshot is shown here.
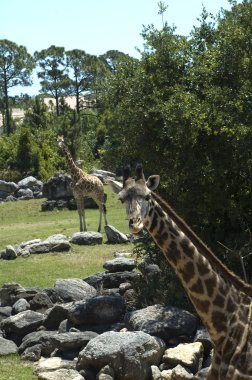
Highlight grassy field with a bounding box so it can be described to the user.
[0,185,132,379]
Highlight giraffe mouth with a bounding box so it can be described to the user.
[129,223,144,235]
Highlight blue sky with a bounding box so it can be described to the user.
[1,0,237,95]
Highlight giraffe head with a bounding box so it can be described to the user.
[109,165,160,233]
[57,135,65,148]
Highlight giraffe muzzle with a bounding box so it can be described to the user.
[129,218,144,234]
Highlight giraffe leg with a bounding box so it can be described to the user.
[103,203,108,226]
[76,198,86,232]
[98,206,102,233]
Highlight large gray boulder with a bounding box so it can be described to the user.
[77,331,166,380]
[18,330,57,355]
[103,258,136,273]
[53,279,97,303]
[104,225,129,244]
[17,176,43,190]
[1,310,45,337]
[42,173,73,200]
[70,232,103,245]
[1,245,17,260]
[68,295,125,326]
[39,331,98,354]
[28,235,71,254]
[125,304,198,345]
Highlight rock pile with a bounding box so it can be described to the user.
[0,229,130,260]
[0,253,212,379]
[0,176,43,201]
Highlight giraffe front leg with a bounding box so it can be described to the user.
[76,198,86,232]
[98,207,102,233]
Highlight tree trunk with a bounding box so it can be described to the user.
[4,80,11,135]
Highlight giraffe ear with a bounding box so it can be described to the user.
[146,175,160,191]
[107,179,123,194]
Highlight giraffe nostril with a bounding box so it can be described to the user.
[129,219,134,226]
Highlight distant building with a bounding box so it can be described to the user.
[0,96,96,130]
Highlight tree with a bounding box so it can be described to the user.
[35,45,70,116]
[0,39,35,134]
[157,1,168,28]
[66,49,100,113]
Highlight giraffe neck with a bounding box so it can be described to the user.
[143,194,251,348]
[60,143,84,181]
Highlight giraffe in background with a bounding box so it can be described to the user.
[109,164,252,380]
[57,136,108,232]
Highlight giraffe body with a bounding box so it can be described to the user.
[109,165,252,380]
[57,136,108,232]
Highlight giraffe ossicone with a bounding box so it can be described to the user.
[57,136,108,232]
[109,164,252,380]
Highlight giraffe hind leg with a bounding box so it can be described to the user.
[103,203,108,226]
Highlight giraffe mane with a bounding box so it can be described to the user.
[151,191,252,296]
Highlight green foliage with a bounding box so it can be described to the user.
[100,0,252,281]
[133,234,194,312]
[0,39,35,134]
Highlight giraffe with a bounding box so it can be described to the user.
[57,136,108,232]
[109,164,252,380]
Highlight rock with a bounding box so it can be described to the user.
[16,188,34,199]
[29,235,71,254]
[21,343,42,361]
[197,367,209,380]
[0,283,26,306]
[0,306,12,322]
[77,331,165,380]
[163,342,204,374]
[104,225,129,244]
[103,258,136,272]
[70,232,103,245]
[84,271,141,290]
[12,298,30,314]
[42,173,73,200]
[194,326,213,356]
[40,331,98,353]
[124,304,198,345]
[68,295,125,326]
[43,304,71,330]
[0,336,18,355]
[37,369,84,380]
[17,176,43,190]
[54,279,97,303]
[29,292,54,312]
[97,365,115,380]
[0,180,18,194]
[1,310,45,337]
[151,365,162,380]
[138,257,161,277]
[18,330,57,355]
[41,200,57,211]
[89,169,116,183]
[1,245,17,260]
[113,251,133,258]
[161,364,194,379]
[35,357,84,380]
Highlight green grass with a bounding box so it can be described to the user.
[0,355,37,380]
[0,185,132,379]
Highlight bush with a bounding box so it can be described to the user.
[133,233,194,313]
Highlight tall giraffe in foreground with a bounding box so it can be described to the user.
[109,165,252,380]
[57,136,108,232]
